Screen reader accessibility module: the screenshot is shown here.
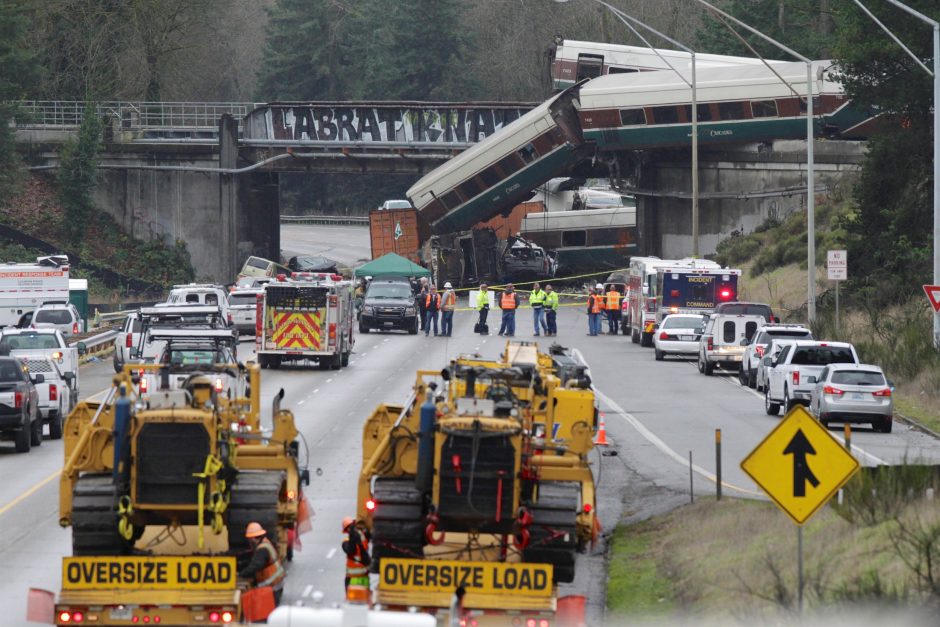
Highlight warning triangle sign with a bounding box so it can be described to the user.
[923,285,940,312]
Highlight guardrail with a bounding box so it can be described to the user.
[14,101,255,131]
[70,329,118,359]
[280,215,369,225]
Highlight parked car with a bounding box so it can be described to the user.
[697,314,763,375]
[113,312,142,373]
[739,324,813,387]
[765,341,860,416]
[0,356,41,452]
[228,288,263,336]
[654,314,706,361]
[713,301,778,323]
[379,199,413,210]
[31,302,83,338]
[359,279,419,334]
[287,255,339,273]
[231,276,273,292]
[808,364,894,433]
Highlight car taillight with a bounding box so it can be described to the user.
[792,371,800,385]
[872,388,892,397]
[126,333,133,348]
[139,377,148,393]
[755,345,765,357]
[214,378,223,393]
[14,391,22,408]
[49,385,57,401]
[72,322,79,335]
[659,331,670,340]
[706,337,713,351]
[329,323,336,339]
[823,385,844,396]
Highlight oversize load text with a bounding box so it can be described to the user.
[62,557,236,590]
[380,559,551,596]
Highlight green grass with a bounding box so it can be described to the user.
[606,519,675,619]
[894,396,940,435]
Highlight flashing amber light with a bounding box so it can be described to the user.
[214,378,224,392]
[139,377,148,393]
[365,499,376,512]
[287,489,297,501]
[58,611,72,623]
[221,611,234,623]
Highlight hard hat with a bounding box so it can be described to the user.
[444,282,452,289]
[245,522,266,538]
[342,516,356,531]
[596,283,604,290]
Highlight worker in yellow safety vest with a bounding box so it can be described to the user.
[605,286,622,335]
[342,517,371,598]
[529,282,548,336]
[475,283,490,335]
[544,284,559,336]
[239,522,286,604]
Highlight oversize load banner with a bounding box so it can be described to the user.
[379,558,552,597]
[255,106,531,143]
[62,556,236,590]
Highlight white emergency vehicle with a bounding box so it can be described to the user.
[256,273,355,370]
[0,255,70,328]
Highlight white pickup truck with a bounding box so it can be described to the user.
[0,328,78,439]
[765,340,859,416]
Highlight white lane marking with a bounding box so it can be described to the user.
[326,378,333,383]
[572,349,762,497]
[383,338,390,342]
[302,584,313,598]
[314,389,320,394]
[326,548,337,559]
[714,364,887,466]
[298,400,305,405]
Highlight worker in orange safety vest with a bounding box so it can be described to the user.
[424,285,441,337]
[605,286,622,335]
[497,284,520,337]
[587,284,605,336]
[342,516,371,595]
[239,522,286,605]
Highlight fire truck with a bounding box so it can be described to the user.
[256,273,355,370]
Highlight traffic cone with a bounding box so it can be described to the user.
[594,412,609,446]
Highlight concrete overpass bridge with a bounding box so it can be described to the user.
[12,101,865,283]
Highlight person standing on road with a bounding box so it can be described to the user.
[498,284,520,337]
[342,517,371,593]
[239,522,286,605]
[529,281,547,336]
[476,282,490,335]
[449,586,467,627]
[605,285,622,335]
[441,282,456,337]
[416,277,429,332]
[587,284,604,336]
[425,285,441,337]
[544,284,559,336]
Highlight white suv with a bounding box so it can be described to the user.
[739,324,813,388]
[697,314,764,375]
[32,302,84,338]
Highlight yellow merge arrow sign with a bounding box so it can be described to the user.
[741,405,860,525]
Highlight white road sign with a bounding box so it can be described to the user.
[827,250,847,281]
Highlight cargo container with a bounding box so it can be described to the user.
[474,200,545,238]
[369,208,422,263]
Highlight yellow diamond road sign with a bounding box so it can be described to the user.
[741,405,860,525]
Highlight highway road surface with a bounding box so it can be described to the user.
[280,224,372,269]
[3,224,940,623]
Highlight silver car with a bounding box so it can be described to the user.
[808,364,894,433]
[653,314,706,360]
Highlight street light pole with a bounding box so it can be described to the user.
[692,52,699,258]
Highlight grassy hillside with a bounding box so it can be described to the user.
[0,174,193,300]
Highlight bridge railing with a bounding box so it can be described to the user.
[13,101,256,131]
[280,215,369,225]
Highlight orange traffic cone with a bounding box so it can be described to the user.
[594,412,609,446]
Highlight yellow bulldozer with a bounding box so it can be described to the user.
[59,359,309,561]
[358,341,597,584]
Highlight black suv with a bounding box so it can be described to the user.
[713,301,778,323]
[359,278,419,334]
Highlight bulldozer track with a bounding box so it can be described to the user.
[71,474,127,556]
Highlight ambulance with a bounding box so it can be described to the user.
[0,255,70,328]
[256,273,355,370]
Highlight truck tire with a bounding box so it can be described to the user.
[370,478,425,570]
[764,388,781,416]
[228,471,283,557]
[640,332,653,347]
[270,356,282,370]
[747,368,757,389]
[113,354,124,374]
[523,482,579,584]
[30,412,42,447]
[14,421,30,453]
[408,320,418,335]
[359,324,369,334]
[654,349,664,361]
[49,410,63,440]
[703,360,714,376]
[72,474,126,555]
[341,350,350,367]
[330,354,342,370]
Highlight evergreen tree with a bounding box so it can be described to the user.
[57,103,102,246]
[0,1,40,199]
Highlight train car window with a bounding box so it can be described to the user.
[548,127,565,146]
[608,67,639,75]
[751,100,778,118]
[651,106,680,125]
[518,143,538,164]
[682,104,712,122]
[798,96,822,113]
[619,108,647,126]
[478,167,501,189]
[459,179,483,198]
[562,230,587,247]
[576,54,604,81]
[497,155,522,176]
[441,190,462,210]
[718,102,746,120]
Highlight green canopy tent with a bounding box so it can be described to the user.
[354,253,431,279]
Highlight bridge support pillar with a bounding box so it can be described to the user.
[219,115,239,280]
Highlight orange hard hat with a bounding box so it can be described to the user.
[342,516,355,531]
[245,522,266,538]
